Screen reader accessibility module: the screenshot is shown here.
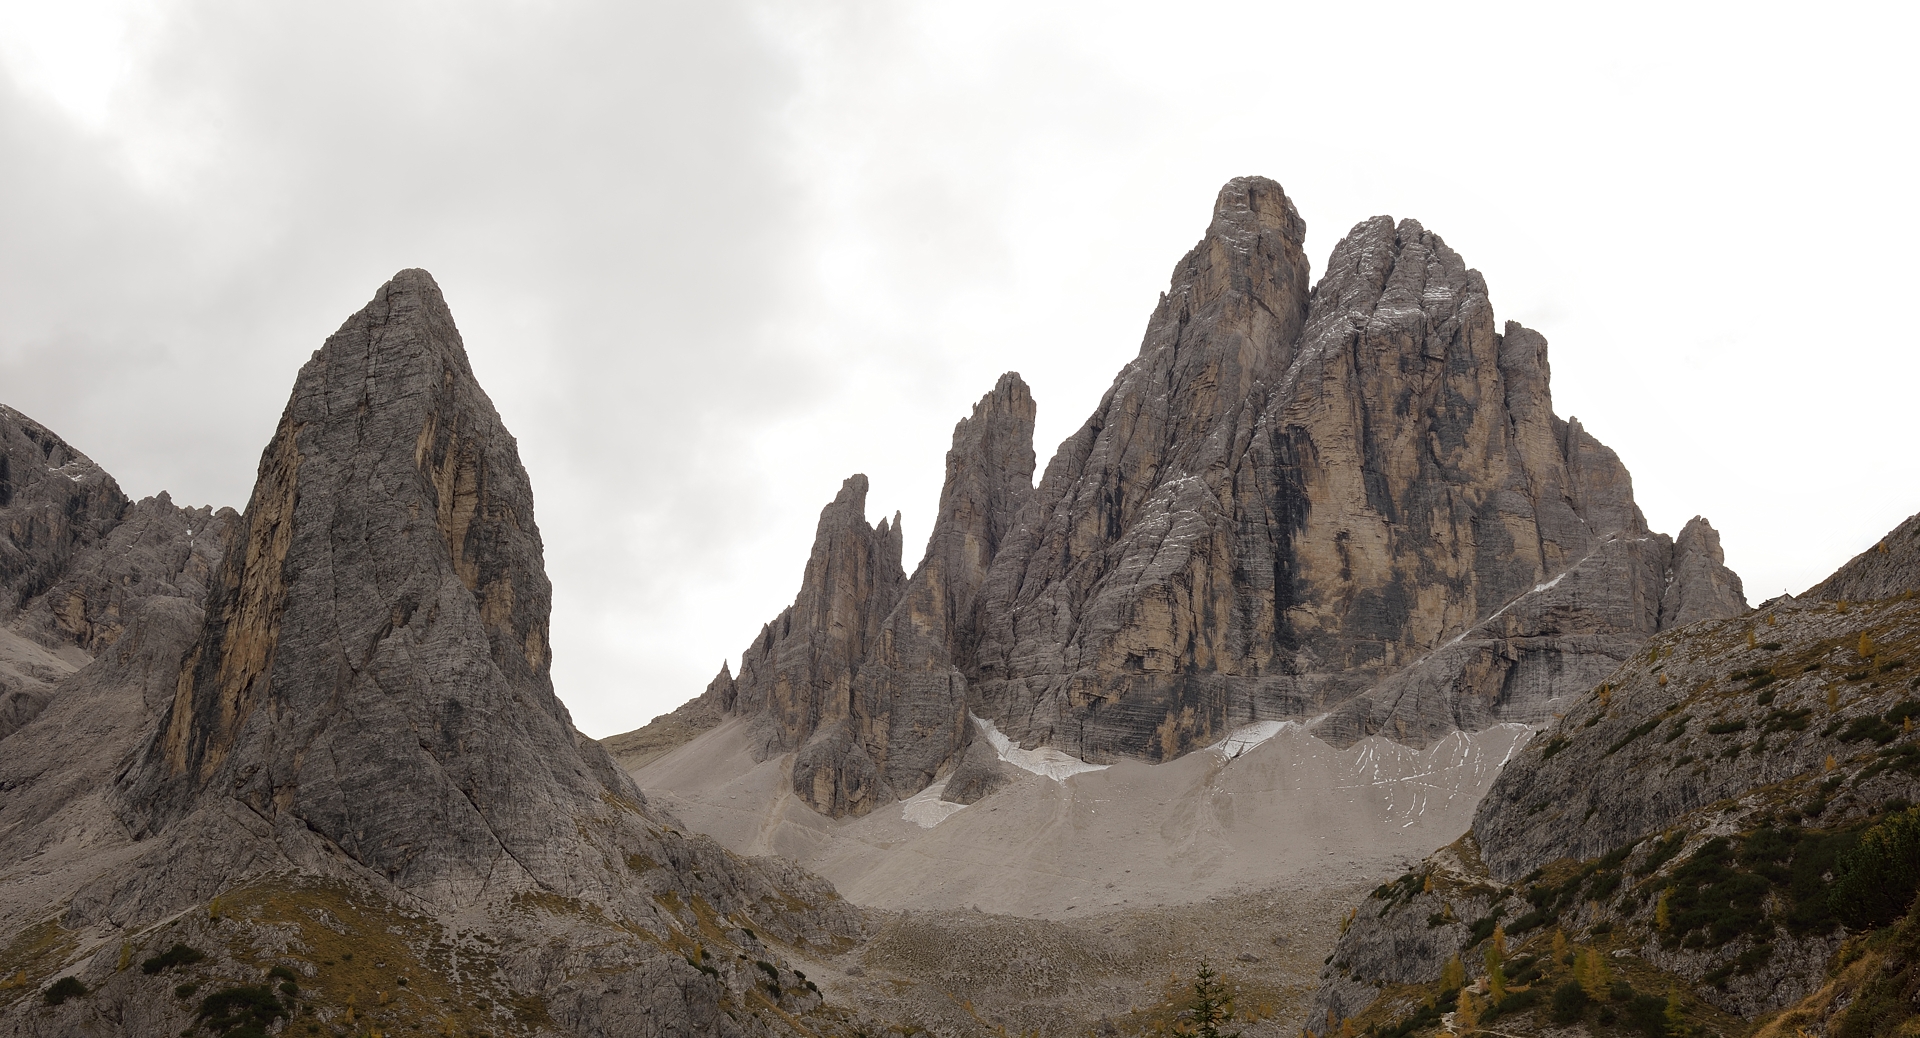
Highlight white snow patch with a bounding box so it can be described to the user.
[1212,715,1327,759]
[900,782,968,829]
[970,715,1109,781]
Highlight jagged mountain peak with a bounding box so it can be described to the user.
[630,175,1751,819]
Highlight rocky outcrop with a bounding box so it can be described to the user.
[1662,516,1749,628]
[603,663,733,769]
[794,374,1037,815]
[1807,509,1920,603]
[689,375,1039,816]
[13,493,235,653]
[1306,511,1920,1034]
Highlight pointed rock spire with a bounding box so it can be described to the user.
[118,269,634,903]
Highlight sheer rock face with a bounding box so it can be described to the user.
[731,475,907,760]
[0,405,129,621]
[115,269,651,906]
[630,175,1747,818]
[14,493,236,653]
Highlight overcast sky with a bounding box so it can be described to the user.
[2,1,1915,737]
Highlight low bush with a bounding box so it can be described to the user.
[1832,807,1920,929]
[42,976,86,1006]
[1550,981,1588,1024]
[140,943,206,974]
[196,984,285,1037]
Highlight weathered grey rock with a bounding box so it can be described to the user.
[12,493,236,653]
[0,407,234,742]
[939,735,1018,805]
[602,662,732,769]
[631,375,1039,817]
[0,405,129,617]
[1806,509,1920,602]
[1311,513,1920,1030]
[1662,515,1749,628]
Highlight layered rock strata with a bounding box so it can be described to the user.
[630,175,1747,818]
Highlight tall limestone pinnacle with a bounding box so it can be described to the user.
[3,269,858,1037]
[115,267,624,903]
[637,175,1749,818]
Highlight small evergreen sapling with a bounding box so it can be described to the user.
[1186,961,1239,1038]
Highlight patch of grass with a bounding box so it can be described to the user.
[1705,720,1748,735]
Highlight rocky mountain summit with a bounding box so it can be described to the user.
[1307,507,1920,1038]
[1,271,861,1037]
[619,176,1747,818]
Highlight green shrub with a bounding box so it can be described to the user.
[1608,718,1663,755]
[196,985,285,1037]
[1764,708,1813,732]
[1842,716,1900,745]
[1550,981,1588,1023]
[1625,991,1670,1038]
[1466,910,1505,945]
[140,943,206,974]
[1832,808,1920,929]
[1485,986,1543,1020]
[42,976,87,1006]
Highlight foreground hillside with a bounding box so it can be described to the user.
[1309,515,1920,1038]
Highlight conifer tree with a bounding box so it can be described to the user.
[1455,989,1480,1034]
[1187,961,1239,1038]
